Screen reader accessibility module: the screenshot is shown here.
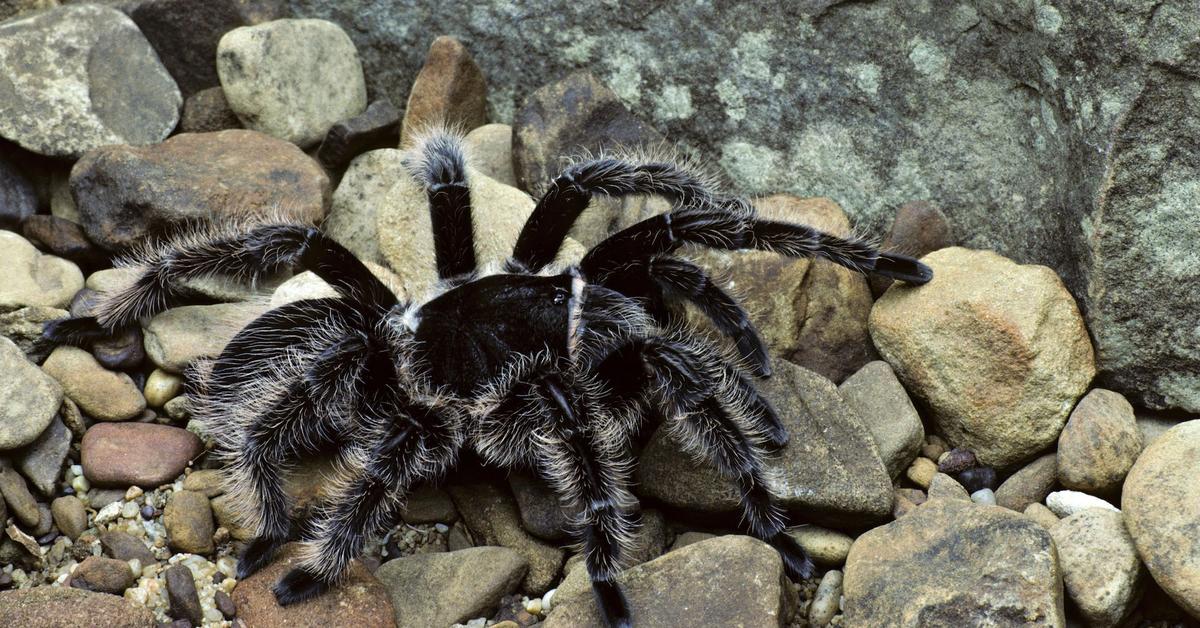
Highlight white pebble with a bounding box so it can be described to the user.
[128,559,142,576]
[70,464,83,476]
[1046,490,1119,518]
[216,556,237,579]
[435,523,450,534]
[95,502,123,524]
[542,588,556,612]
[970,488,997,505]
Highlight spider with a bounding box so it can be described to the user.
[46,131,931,627]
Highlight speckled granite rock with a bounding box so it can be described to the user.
[0,586,155,627]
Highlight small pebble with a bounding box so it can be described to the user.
[541,588,556,612]
[214,589,237,618]
[905,457,937,489]
[970,488,997,505]
[121,501,140,519]
[141,504,157,520]
[525,598,543,615]
[95,501,122,524]
[1046,490,1119,518]
[144,369,184,407]
[937,448,977,474]
[809,569,843,626]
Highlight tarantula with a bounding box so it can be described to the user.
[46,131,931,627]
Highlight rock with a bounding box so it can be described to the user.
[398,485,457,524]
[869,247,1096,468]
[843,499,1064,626]
[0,4,179,158]
[921,434,949,461]
[71,129,330,251]
[100,530,156,567]
[446,482,564,594]
[0,337,62,450]
[163,490,215,555]
[1136,413,1182,451]
[51,495,87,540]
[316,99,401,174]
[936,448,977,475]
[810,569,843,627]
[1057,389,1141,495]
[839,360,924,478]
[0,466,40,528]
[179,87,242,133]
[995,453,1058,512]
[0,143,37,230]
[233,542,395,627]
[376,546,526,627]
[637,360,893,527]
[214,589,236,618]
[926,473,970,502]
[165,564,203,626]
[70,556,135,594]
[323,149,401,266]
[0,306,68,362]
[512,71,664,194]
[14,416,70,496]
[970,488,997,505]
[128,0,286,97]
[627,509,669,567]
[669,531,716,552]
[217,18,367,147]
[81,422,202,488]
[0,586,156,627]
[0,232,84,313]
[86,488,126,511]
[1045,490,1118,518]
[1023,503,1060,532]
[1051,509,1143,627]
[869,201,954,297]
[0,0,56,21]
[42,346,145,421]
[1122,420,1200,616]
[464,124,517,187]
[509,472,572,541]
[143,369,183,408]
[786,524,853,567]
[400,36,488,145]
[21,216,106,272]
[545,535,788,627]
[143,302,269,373]
[181,469,225,498]
[956,466,997,493]
[93,326,146,372]
[904,457,937,489]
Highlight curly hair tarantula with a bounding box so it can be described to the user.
[46,131,931,627]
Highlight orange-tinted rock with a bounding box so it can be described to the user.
[401,36,488,145]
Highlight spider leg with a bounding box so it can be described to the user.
[403,131,477,279]
[42,222,397,344]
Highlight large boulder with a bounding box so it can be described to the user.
[1122,420,1200,616]
[843,499,1065,626]
[71,129,330,251]
[0,4,180,158]
[869,247,1095,468]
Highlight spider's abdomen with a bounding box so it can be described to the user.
[411,273,575,395]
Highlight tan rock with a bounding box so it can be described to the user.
[0,336,62,450]
[163,490,215,555]
[1024,503,1060,531]
[464,123,517,187]
[400,36,488,145]
[839,360,924,478]
[0,231,83,313]
[0,587,155,627]
[1051,509,1143,627]
[375,547,526,627]
[446,482,564,594]
[1057,388,1142,495]
[786,524,854,567]
[143,369,183,408]
[926,472,970,501]
[143,302,268,373]
[42,346,145,421]
[905,457,937,489]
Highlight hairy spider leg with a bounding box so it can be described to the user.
[405,132,477,279]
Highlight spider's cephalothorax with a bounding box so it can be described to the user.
[46,131,931,628]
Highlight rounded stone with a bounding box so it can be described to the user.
[464,124,517,187]
[1057,388,1142,495]
[0,231,84,313]
[51,495,88,541]
[400,35,489,144]
[786,524,854,567]
[42,346,146,421]
[0,336,62,450]
[70,556,135,594]
[81,422,203,488]
[163,490,215,555]
[143,302,269,374]
[839,360,924,479]
[1050,509,1143,627]
[143,369,184,408]
[995,452,1058,512]
[376,546,526,627]
[0,586,156,627]
[1046,490,1119,518]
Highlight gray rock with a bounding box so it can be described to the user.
[0,232,84,314]
[143,302,269,373]
[70,556,135,594]
[1050,509,1143,627]
[868,201,955,297]
[0,306,68,363]
[0,0,57,24]
[446,482,564,594]
[926,472,970,502]
[843,499,1064,627]
[0,337,62,450]
[636,360,893,527]
[545,536,788,627]
[810,569,843,627]
[0,150,37,230]
[179,87,242,133]
[509,472,572,541]
[99,530,156,566]
[0,4,180,158]
[42,346,146,421]
[375,546,526,627]
[838,360,924,478]
[995,452,1058,512]
[51,495,87,540]
[324,149,402,267]
[14,416,69,496]
[165,564,203,626]
[1057,388,1142,496]
[217,18,367,147]
[1136,412,1184,450]
[316,99,401,174]
[283,0,1200,413]
[398,484,456,524]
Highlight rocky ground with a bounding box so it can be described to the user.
[1,2,1199,627]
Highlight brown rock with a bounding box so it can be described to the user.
[71,129,330,250]
[0,586,156,627]
[181,469,225,498]
[42,346,146,421]
[0,466,41,529]
[52,495,88,540]
[995,452,1058,511]
[1057,388,1142,495]
[20,215,105,272]
[232,542,395,627]
[165,564,203,626]
[81,423,202,488]
[1023,503,1060,531]
[926,473,970,502]
[180,87,242,133]
[401,36,488,145]
[70,556,135,594]
[869,201,954,297]
[1050,509,1144,627]
[163,490,215,555]
[869,247,1096,468]
[99,530,157,566]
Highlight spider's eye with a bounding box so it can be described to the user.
[553,287,569,305]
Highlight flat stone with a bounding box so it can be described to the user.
[179,87,242,133]
[143,302,269,373]
[217,18,367,147]
[316,99,400,174]
[165,563,203,626]
[20,216,106,273]
[71,129,330,251]
[398,484,457,525]
[843,499,1064,626]
[839,360,924,478]
[400,36,488,145]
[1122,420,1200,616]
[376,546,526,627]
[0,4,180,158]
[70,555,135,594]
[1046,490,1119,518]
[0,150,37,229]
[42,346,145,421]
[99,530,156,566]
[14,416,70,496]
[545,535,788,627]
[0,306,67,363]
[0,337,62,450]
[446,482,564,594]
[163,490,214,555]
[0,231,84,313]
[1057,388,1142,495]
[464,123,517,187]
[81,422,202,488]
[0,586,156,627]
[636,360,893,527]
[232,542,395,627]
[0,466,40,528]
[995,452,1058,512]
[869,247,1096,468]
[51,495,88,540]
[1051,509,1143,627]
